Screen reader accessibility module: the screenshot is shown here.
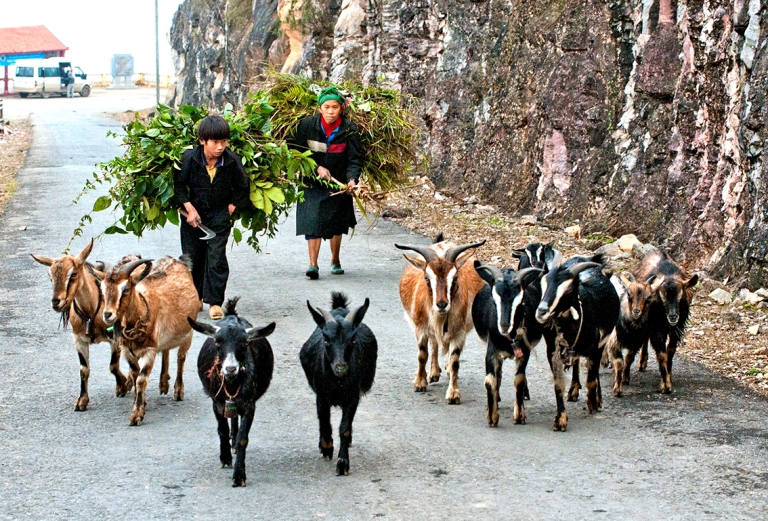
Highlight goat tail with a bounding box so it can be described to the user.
[331,291,349,310]
[178,254,193,272]
[223,297,240,316]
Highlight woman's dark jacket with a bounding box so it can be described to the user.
[290,113,362,238]
[172,146,250,231]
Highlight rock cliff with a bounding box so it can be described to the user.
[169,0,768,288]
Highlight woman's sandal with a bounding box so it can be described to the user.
[330,263,345,275]
[306,266,319,280]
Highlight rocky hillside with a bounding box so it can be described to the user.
[169,0,768,288]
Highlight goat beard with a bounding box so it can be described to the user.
[59,307,71,330]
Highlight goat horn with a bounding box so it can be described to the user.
[477,264,504,281]
[625,272,636,283]
[445,240,487,263]
[568,262,601,276]
[394,243,438,263]
[551,250,563,268]
[318,306,335,324]
[118,258,153,275]
[515,267,544,285]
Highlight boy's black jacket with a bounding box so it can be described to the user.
[173,146,250,219]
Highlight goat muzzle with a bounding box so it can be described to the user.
[102,310,116,325]
[332,362,349,378]
[51,298,67,312]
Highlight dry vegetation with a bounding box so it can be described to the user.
[0,120,32,215]
[376,178,768,398]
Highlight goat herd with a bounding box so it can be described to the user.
[32,233,697,487]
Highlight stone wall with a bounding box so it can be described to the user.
[170,0,768,288]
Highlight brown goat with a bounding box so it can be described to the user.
[396,234,486,404]
[607,273,655,397]
[32,239,132,411]
[101,256,199,425]
[634,251,698,393]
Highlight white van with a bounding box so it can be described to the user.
[14,58,91,98]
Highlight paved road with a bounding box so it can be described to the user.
[0,89,766,521]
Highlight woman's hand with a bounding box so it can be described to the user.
[317,166,332,181]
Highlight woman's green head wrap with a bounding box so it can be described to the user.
[318,86,345,106]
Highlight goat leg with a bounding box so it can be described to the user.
[445,337,465,404]
[650,334,671,394]
[413,334,429,392]
[159,350,170,395]
[230,415,239,454]
[316,398,334,459]
[174,333,193,401]
[129,351,156,426]
[484,349,502,427]
[109,343,130,397]
[337,400,359,476]
[585,355,602,413]
[622,348,637,386]
[214,402,232,468]
[567,356,581,402]
[638,341,649,372]
[74,338,90,411]
[428,336,441,383]
[513,353,530,425]
[547,340,568,432]
[232,408,254,487]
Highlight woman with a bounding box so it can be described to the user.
[291,86,362,279]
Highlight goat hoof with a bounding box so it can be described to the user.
[447,396,461,405]
[174,387,185,401]
[413,384,427,393]
[552,416,568,432]
[428,374,440,383]
[613,389,622,398]
[232,478,246,487]
[221,462,233,469]
[336,458,349,476]
[115,386,128,398]
[74,397,89,411]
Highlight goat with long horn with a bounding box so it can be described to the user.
[396,233,486,404]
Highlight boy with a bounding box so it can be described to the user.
[173,115,250,319]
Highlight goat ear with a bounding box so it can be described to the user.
[31,254,54,267]
[454,247,477,269]
[551,250,563,268]
[473,261,496,287]
[187,316,218,336]
[568,262,601,276]
[246,322,276,340]
[511,248,525,259]
[685,274,699,288]
[403,254,427,270]
[76,238,94,265]
[307,300,332,328]
[346,298,370,328]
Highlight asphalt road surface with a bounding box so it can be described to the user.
[0,88,766,521]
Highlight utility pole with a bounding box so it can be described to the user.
[155,0,160,107]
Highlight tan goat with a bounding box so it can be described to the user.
[32,239,132,411]
[396,235,486,404]
[101,256,199,426]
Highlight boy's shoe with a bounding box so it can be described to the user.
[209,305,224,320]
[306,266,319,280]
[330,263,345,275]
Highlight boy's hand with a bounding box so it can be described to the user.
[317,166,332,181]
[346,180,358,195]
[228,204,235,215]
[183,203,201,227]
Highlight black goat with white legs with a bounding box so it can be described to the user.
[535,255,619,432]
[300,292,377,476]
[472,261,546,427]
[191,298,275,488]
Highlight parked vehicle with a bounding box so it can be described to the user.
[14,58,91,98]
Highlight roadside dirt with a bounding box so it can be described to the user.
[378,177,768,398]
[0,120,32,216]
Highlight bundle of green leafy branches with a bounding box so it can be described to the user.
[71,72,423,251]
[261,71,423,192]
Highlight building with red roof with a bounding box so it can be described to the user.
[0,26,68,94]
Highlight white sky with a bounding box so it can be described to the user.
[2,0,185,76]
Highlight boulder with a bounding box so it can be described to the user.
[595,242,622,257]
[616,234,642,253]
[708,288,732,305]
[564,225,581,239]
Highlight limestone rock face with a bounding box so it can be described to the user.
[170,0,768,288]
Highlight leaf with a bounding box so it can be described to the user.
[232,227,242,243]
[104,225,128,234]
[264,187,286,204]
[92,195,112,212]
[166,209,179,225]
[146,128,161,137]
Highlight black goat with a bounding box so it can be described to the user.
[513,242,560,271]
[300,292,377,476]
[191,298,275,487]
[535,254,619,431]
[472,261,546,427]
[634,251,698,393]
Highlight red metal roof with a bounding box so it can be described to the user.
[0,26,68,55]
